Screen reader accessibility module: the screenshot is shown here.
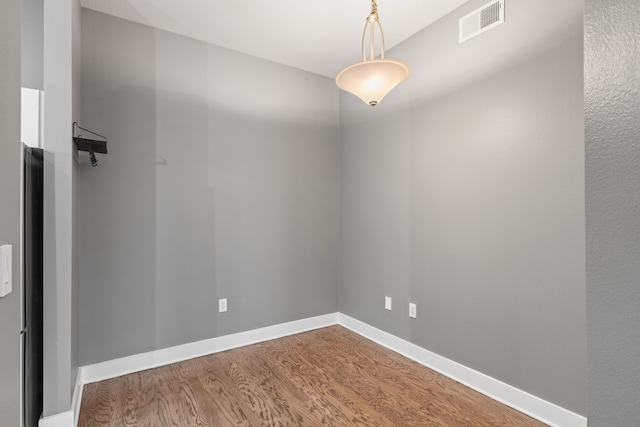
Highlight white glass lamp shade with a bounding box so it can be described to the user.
[336,58,409,106]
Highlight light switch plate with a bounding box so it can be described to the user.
[0,245,12,297]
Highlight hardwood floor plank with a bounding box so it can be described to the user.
[78,381,108,426]
[231,344,331,426]
[222,350,302,426]
[250,338,385,426]
[152,363,211,426]
[315,326,544,427]
[290,331,438,426]
[121,374,148,426]
[306,327,472,424]
[190,354,262,426]
[78,326,548,427]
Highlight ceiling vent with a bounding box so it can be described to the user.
[459,0,504,44]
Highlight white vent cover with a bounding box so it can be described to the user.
[459,0,504,44]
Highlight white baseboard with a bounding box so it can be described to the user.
[81,312,339,385]
[38,369,83,427]
[338,313,587,427]
[44,311,585,427]
[71,367,84,427]
[39,411,73,427]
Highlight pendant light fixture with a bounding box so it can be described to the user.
[336,0,410,107]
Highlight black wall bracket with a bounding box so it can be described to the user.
[73,122,108,167]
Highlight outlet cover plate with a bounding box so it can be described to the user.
[385,296,392,311]
[0,245,12,298]
[409,303,417,319]
[219,298,227,313]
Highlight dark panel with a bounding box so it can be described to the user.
[23,146,44,427]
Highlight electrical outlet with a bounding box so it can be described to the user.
[385,296,392,311]
[218,298,228,313]
[409,303,417,319]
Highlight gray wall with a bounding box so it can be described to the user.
[585,0,640,425]
[42,0,81,416]
[78,10,340,365]
[340,0,586,415]
[71,0,81,410]
[0,0,22,426]
[22,0,43,89]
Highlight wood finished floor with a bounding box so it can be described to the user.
[78,325,547,426]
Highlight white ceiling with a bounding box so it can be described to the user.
[80,0,470,78]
